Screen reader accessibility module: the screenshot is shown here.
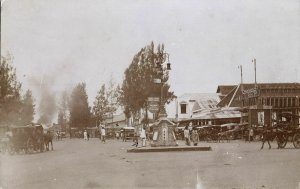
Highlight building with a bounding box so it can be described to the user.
[217,83,300,127]
[176,93,242,126]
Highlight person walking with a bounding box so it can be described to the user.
[184,126,190,146]
[83,130,88,140]
[101,126,106,143]
[261,124,271,149]
[87,131,90,141]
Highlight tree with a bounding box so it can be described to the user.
[0,55,23,125]
[120,42,175,120]
[20,90,35,125]
[106,78,121,120]
[69,83,90,129]
[92,84,108,125]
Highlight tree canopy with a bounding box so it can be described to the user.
[69,83,90,129]
[120,42,175,119]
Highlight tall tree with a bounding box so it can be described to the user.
[93,84,108,125]
[106,78,120,119]
[120,42,175,119]
[0,55,23,125]
[20,90,35,125]
[69,83,90,129]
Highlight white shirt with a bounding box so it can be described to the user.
[101,128,106,136]
[140,128,146,138]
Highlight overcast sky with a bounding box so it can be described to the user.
[1,0,300,118]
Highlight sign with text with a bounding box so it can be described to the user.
[242,87,260,99]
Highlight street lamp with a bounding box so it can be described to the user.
[155,52,171,119]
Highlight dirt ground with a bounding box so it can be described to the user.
[1,138,300,189]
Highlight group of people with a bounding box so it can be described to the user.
[183,125,199,146]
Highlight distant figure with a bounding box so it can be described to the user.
[140,127,146,147]
[116,132,120,140]
[84,130,88,140]
[249,127,254,142]
[191,127,199,146]
[101,126,106,143]
[261,125,271,149]
[87,131,90,140]
[184,126,190,146]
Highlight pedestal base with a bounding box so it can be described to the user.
[151,117,177,147]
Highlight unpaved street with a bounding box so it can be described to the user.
[1,139,300,189]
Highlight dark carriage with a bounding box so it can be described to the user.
[274,113,300,149]
[7,124,45,154]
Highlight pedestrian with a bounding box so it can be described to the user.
[249,127,254,142]
[140,126,146,147]
[101,126,106,143]
[87,131,90,141]
[184,126,190,146]
[116,132,119,140]
[261,125,271,149]
[191,127,199,146]
[83,130,88,140]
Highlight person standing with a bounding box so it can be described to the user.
[140,127,146,147]
[83,130,88,140]
[184,126,190,146]
[87,131,90,141]
[101,126,106,143]
[249,127,254,142]
[191,127,199,146]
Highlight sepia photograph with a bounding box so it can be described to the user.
[1,0,300,188]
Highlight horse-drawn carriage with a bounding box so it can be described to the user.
[274,113,300,149]
[1,124,53,154]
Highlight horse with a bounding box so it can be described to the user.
[44,131,53,151]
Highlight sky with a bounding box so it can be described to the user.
[1,0,300,119]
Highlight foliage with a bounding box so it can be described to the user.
[92,84,108,125]
[120,42,175,118]
[0,55,23,125]
[20,90,35,125]
[69,82,90,129]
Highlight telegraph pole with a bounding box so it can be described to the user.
[252,58,257,87]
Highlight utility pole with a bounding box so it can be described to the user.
[252,58,257,87]
[238,65,243,91]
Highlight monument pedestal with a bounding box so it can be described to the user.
[151,117,178,147]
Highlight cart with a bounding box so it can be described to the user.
[7,124,45,154]
[274,113,300,149]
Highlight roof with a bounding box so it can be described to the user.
[217,82,300,108]
[105,113,126,124]
[216,85,237,94]
[179,93,221,112]
[192,107,241,120]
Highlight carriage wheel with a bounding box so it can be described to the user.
[292,133,300,149]
[277,133,288,148]
[26,138,35,154]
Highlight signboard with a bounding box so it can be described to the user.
[242,87,260,99]
[148,97,160,113]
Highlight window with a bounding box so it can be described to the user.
[180,104,187,114]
